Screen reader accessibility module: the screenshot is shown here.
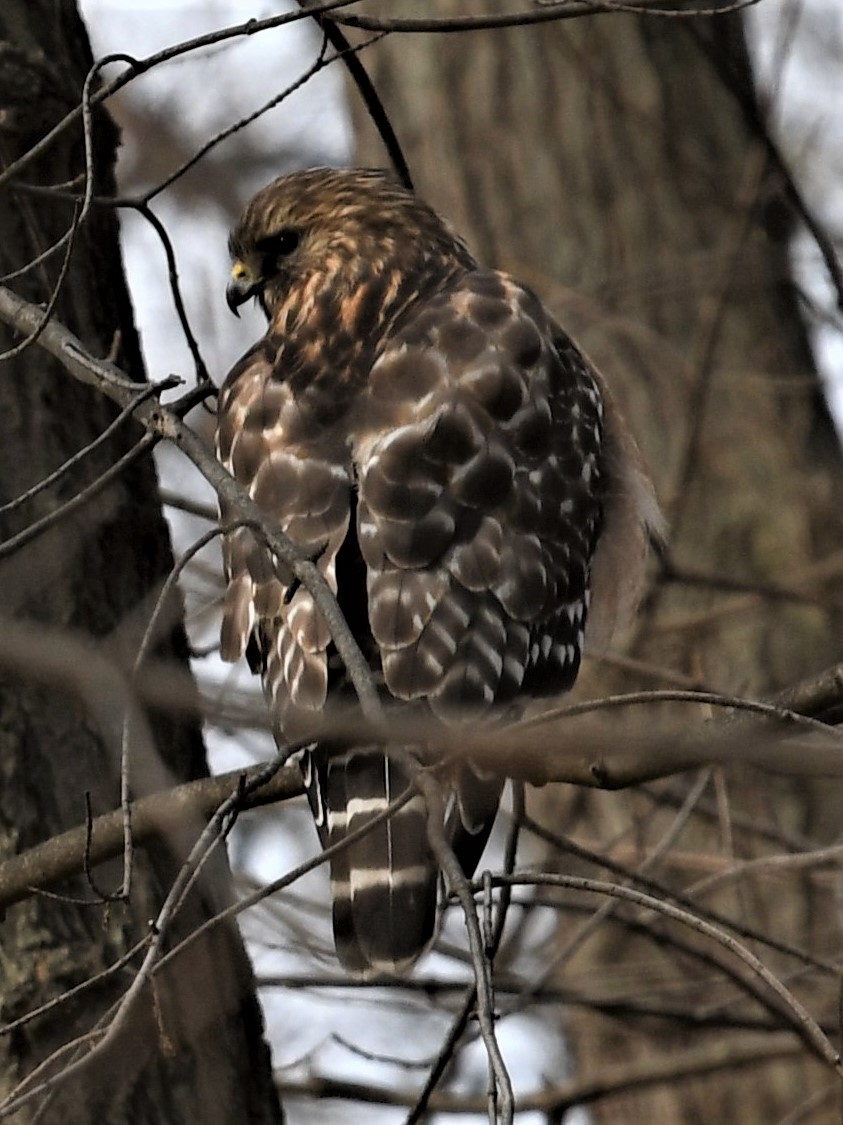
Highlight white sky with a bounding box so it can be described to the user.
[748,1,843,420]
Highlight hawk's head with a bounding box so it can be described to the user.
[225,167,473,319]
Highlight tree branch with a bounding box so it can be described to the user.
[327,0,764,35]
[489,873,842,1072]
[276,1033,801,1114]
[0,762,302,914]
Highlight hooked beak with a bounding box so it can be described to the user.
[226,261,261,317]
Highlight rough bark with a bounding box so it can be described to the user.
[349,5,843,1121]
[0,3,282,1122]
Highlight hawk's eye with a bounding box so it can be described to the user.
[257,228,300,265]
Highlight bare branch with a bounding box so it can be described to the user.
[489,873,842,1073]
[0,382,165,518]
[302,7,411,188]
[0,0,364,193]
[0,761,302,913]
[329,0,766,36]
[277,1034,801,1113]
[414,769,514,1124]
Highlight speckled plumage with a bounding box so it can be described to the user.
[216,167,660,977]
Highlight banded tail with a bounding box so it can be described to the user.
[302,747,501,978]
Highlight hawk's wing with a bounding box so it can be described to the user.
[345,269,607,904]
[353,269,605,723]
[215,340,352,735]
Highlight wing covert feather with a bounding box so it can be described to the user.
[353,269,605,719]
[216,341,352,732]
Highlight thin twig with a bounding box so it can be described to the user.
[692,21,843,316]
[522,815,840,976]
[414,770,514,1125]
[406,986,476,1124]
[307,10,412,189]
[0,432,158,561]
[117,523,244,901]
[141,33,335,204]
[0,936,150,1038]
[128,203,209,384]
[151,777,420,979]
[491,872,842,1073]
[686,840,843,899]
[515,769,714,1012]
[0,202,80,361]
[0,1,362,193]
[329,0,764,35]
[276,1033,799,1114]
[0,762,302,913]
[259,968,841,1036]
[0,383,165,517]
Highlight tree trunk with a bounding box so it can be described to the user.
[350,6,843,1121]
[0,3,282,1121]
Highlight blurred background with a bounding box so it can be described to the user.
[5,2,843,1121]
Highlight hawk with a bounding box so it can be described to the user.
[216,167,660,977]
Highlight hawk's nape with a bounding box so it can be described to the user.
[215,167,660,978]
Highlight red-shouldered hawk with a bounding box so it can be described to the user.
[216,167,660,978]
